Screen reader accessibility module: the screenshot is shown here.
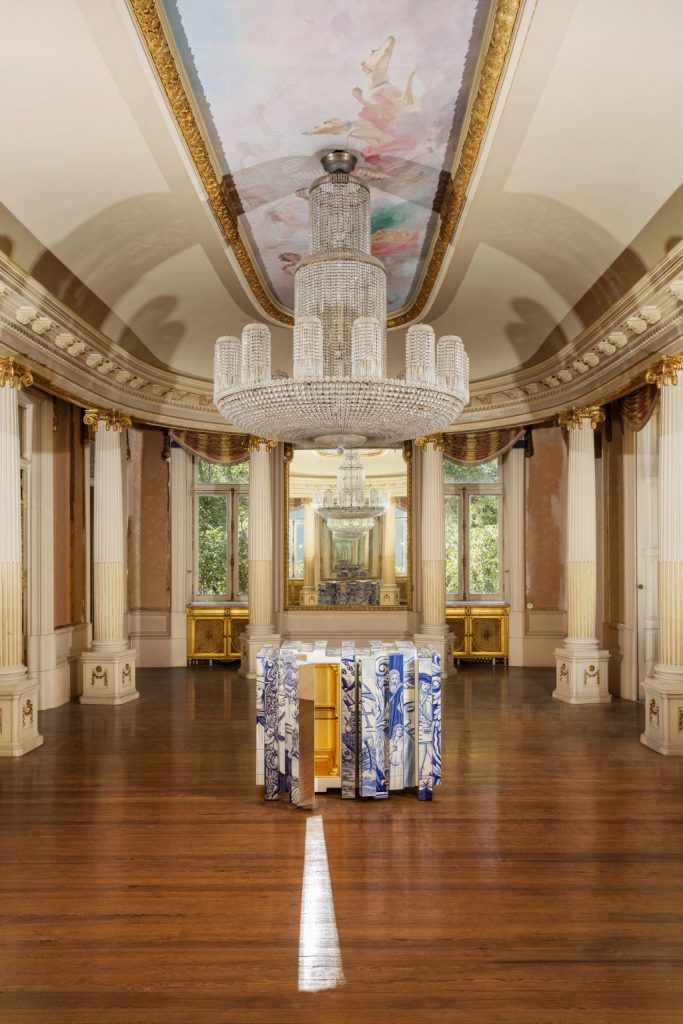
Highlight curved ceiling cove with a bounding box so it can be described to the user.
[148,0,506,321]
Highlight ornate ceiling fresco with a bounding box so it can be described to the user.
[143,0,504,322]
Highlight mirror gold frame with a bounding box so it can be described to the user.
[283,442,413,611]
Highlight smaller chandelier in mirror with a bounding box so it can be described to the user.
[313,449,389,533]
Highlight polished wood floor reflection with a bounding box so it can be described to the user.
[2,665,683,1023]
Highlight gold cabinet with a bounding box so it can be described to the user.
[446,605,509,663]
[186,605,249,662]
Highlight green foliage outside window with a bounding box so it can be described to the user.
[469,494,499,594]
[197,459,249,483]
[237,496,249,594]
[198,494,228,595]
[445,495,460,595]
[444,459,498,484]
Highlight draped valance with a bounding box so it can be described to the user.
[616,383,659,433]
[170,430,252,464]
[441,427,525,465]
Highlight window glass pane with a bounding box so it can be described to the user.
[445,494,460,596]
[444,458,498,484]
[237,495,249,595]
[197,494,228,595]
[197,458,249,483]
[289,508,304,578]
[468,494,499,594]
[395,507,408,576]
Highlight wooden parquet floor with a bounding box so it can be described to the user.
[1,665,683,1024]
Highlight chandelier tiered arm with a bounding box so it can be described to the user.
[214,151,469,447]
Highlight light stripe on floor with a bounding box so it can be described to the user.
[298,815,345,992]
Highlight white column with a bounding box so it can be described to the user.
[414,437,453,675]
[169,442,192,666]
[80,408,138,705]
[301,500,318,606]
[241,438,279,677]
[504,445,526,665]
[554,407,610,703]
[380,502,399,606]
[0,358,42,755]
[642,355,683,754]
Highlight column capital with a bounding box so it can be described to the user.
[557,405,605,430]
[83,407,132,433]
[415,433,445,451]
[645,352,683,388]
[0,357,33,391]
[247,435,277,452]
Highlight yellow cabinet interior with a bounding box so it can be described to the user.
[186,605,249,662]
[312,663,340,779]
[446,605,509,663]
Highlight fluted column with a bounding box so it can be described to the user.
[642,354,683,754]
[301,500,318,606]
[414,436,452,674]
[380,502,399,606]
[554,406,610,704]
[0,358,42,755]
[241,438,280,678]
[80,408,138,705]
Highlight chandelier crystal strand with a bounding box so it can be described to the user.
[213,150,469,446]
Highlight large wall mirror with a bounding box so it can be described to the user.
[285,446,412,610]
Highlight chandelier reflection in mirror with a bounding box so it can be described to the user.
[313,449,388,539]
[214,150,469,447]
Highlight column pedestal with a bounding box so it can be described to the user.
[553,644,611,704]
[413,624,453,677]
[241,627,281,679]
[80,647,139,706]
[641,668,683,755]
[0,669,43,756]
[300,587,318,607]
[380,584,399,607]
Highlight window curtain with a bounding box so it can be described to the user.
[170,430,252,464]
[616,383,659,432]
[441,427,524,465]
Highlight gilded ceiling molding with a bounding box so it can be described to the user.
[0,356,33,390]
[127,0,521,328]
[645,352,683,388]
[127,0,293,326]
[83,408,133,433]
[557,405,605,431]
[388,0,522,328]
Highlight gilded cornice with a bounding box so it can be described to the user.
[83,408,133,433]
[127,0,521,328]
[645,352,683,388]
[557,405,605,431]
[0,356,33,390]
[247,435,278,452]
[414,433,446,451]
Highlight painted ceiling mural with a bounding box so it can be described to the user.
[159,0,495,315]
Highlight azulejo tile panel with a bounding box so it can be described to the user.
[256,640,441,804]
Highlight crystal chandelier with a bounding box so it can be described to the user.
[313,450,388,536]
[214,150,469,447]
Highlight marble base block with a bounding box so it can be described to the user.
[0,671,43,756]
[641,667,683,755]
[553,646,611,704]
[80,648,139,705]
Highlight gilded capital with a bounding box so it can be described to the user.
[0,357,33,391]
[414,433,445,451]
[247,435,278,452]
[83,407,132,433]
[557,405,605,430]
[645,353,683,388]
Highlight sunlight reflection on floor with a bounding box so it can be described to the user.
[298,815,345,993]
